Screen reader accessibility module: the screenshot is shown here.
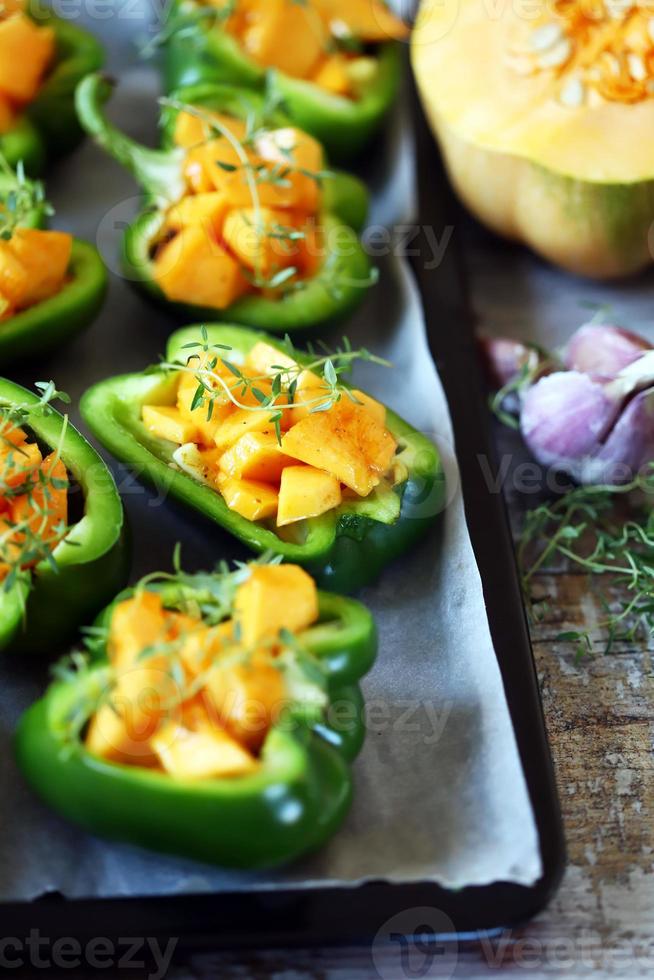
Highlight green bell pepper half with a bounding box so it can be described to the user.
[80,324,446,593]
[0,3,104,175]
[15,573,376,868]
[75,73,373,336]
[161,0,403,162]
[0,379,129,655]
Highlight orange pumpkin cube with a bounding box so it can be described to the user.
[241,0,326,78]
[0,15,54,103]
[174,109,247,148]
[7,229,72,308]
[154,225,249,310]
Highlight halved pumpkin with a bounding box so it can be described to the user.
[412,0,654,278]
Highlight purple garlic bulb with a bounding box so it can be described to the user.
[519,324,654,485]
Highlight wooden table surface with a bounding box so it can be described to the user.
[167,432,652,979]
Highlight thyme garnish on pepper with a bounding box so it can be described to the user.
[162,326,390,444]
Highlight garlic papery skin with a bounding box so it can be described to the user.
[564,323,651,380]
[520,371,619,478]
[478,336,542,389]
[606,350,654,403]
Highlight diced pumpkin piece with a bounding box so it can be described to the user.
[85,663,176,766]
[0,15,54,103]
[254,127,324,213]
[223,206,300,277]
[179,620,236,676]
[350,389,386,425]
[107,590,169,670]
[280,401,396,496]
[277,464,342,526]
[0,440,42,488]
[219,430,295,483]
[9,453,67,547]
[312,54,352,97]
[164,192,230,236]
[216,473,279,521]
[315,0,410,41]
[174,109,247,148]
[242,0,326,79]
[0,419,27,447]
[204,650,287,751]
[184,136,314,210]
[154,225,249,310]
[288,368,329,423]
[213,411,281,453]
[153,703,258,778]
[0,242,27,308]
[142,405,200,445]
[233,563,319,647]
[7,229,72,308]
[0,0,25,18]
[177,354,235,444]
[246,340,298,376]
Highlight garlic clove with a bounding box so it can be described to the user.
[477,336,542,389]
[520,371,619,476]
[563,323,651,380]
[588,387,654,486]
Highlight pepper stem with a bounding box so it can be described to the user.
[75,73,185,205]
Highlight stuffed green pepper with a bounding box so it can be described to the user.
[75,73,373,335]
[16,558,376,868]
[80,324,445,593]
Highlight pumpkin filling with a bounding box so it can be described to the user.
[142,340,406,527]
[192,0,408,98]
[0,226,73,320]
[0,0,55,134]
[505,1,654,106]
[84,563,326,777]
[151,109,334,310]
[0,411,69,584]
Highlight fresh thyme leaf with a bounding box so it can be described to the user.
[518,465,654,656]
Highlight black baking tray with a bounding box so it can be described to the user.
[0,71,565,953]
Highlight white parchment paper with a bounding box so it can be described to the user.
[0,6,542,900]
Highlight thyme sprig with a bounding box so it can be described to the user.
[163,327,390,443]
[518,467,654,658]
[140,1,238,58]
[0,156,52,243]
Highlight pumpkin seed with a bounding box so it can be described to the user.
[559,75,586,106]
[529,22,563,52]
[537,37,572,69]
[627,52,647,80]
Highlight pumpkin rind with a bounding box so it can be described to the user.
[412,0,654,278]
